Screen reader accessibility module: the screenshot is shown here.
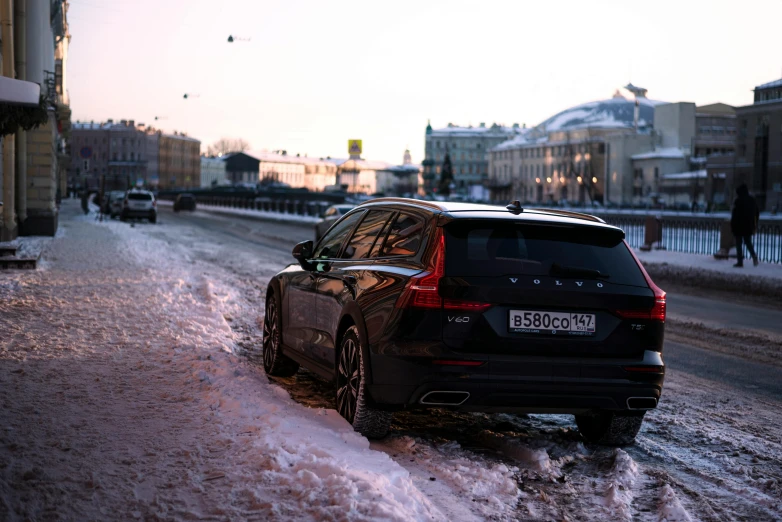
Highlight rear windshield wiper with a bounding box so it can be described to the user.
[550,263,610,279]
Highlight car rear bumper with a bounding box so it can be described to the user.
[122,209,156,218]
[367,349,664,414]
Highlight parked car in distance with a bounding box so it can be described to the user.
[104,191,126,218]
[262,198,666,445]
[121,189,157,223]
[314,204,354,241]
[174,193,197,212]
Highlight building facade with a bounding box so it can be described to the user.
[253,151,306,187]
[70,120,152,191]
[1,0,72,239]
[158,133,201,189]
[488,87,662,206]
[423,122,523,194]
[734,78,782,211]
[200,156,227,187]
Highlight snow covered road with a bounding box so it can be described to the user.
[1,201,781,521]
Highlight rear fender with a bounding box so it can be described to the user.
[336,301,373,386]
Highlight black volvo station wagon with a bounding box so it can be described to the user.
[262,198,666,445]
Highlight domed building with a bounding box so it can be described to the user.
[488,85,669,206]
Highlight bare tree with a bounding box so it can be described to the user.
[206,138,250,157]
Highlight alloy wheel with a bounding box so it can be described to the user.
[337,338,360,423]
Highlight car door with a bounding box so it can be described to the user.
[307,210,367,367]
[284,266,318,358]
[311,210,394,368]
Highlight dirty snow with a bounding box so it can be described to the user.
[4,200,782,521]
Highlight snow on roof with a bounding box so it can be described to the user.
[755,78,782,90]
[662,169,707,180]
[339,158,392,170]
[162,133,200,144]
[536,94,664,133]
[490,134,532,152]
[429,124,523,137]
[244,150,312,164]
[382,164,421,173]
[631,147,686,160]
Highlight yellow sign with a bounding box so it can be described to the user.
[348,140,362,156]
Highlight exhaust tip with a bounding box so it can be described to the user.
[420,391,470,406]
[627,397,658,410]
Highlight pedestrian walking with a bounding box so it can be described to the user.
[730,183,760,267]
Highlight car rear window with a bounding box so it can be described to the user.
[128,193,153,201]
[381,212,424,257]
[444,221,646,287]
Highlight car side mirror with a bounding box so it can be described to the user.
[292,240,314,269]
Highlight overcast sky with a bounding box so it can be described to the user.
[67,0,782,164]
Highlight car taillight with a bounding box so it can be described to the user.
[152,200,156,207]
[617,241,666,322]
[396,228,490,312]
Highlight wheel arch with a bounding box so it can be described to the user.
[335,302,373,386]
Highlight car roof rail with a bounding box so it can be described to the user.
[359,197,446,212]
[525,208,605,223]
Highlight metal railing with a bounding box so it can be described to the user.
[592,212,782,264]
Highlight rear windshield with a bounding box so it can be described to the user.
[445,221,646,287]
[128,193,153,201]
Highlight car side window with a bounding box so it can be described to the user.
[381,212,424,257]
[313,211,364,259]
[341,210,392,259]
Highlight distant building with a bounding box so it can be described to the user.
[337,159,391,194]
[488,86,662,205]
[630,102,735,207]
[200,156,227,187]
[734,78,782,211]
[299,157,338,191]
[252,151,306,187]
[376,149,422,196]
[71,119,151,190]
[157,133,201,190]
[423,121,523,194]
[222,152,259,185]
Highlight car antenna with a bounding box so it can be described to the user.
[505,200,523,215]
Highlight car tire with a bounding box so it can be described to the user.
[120,212,127,222]
[149,214,157,224]
[262,292,299,377]
[336,326,392,439]
[575,411,645,446]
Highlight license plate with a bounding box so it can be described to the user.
[509,310,596,336]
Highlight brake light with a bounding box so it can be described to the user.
[396,228,490,311]
[619,241,666,322]
[152,200,157,207]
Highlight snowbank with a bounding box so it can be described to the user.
[95,211,442,520]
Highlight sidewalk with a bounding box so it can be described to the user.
[636,249,782,282]
[0,201,439,521]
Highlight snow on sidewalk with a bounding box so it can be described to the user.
[0,207,441,521]
[635,249,782,281]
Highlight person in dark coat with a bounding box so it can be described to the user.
[730,183,760,267]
